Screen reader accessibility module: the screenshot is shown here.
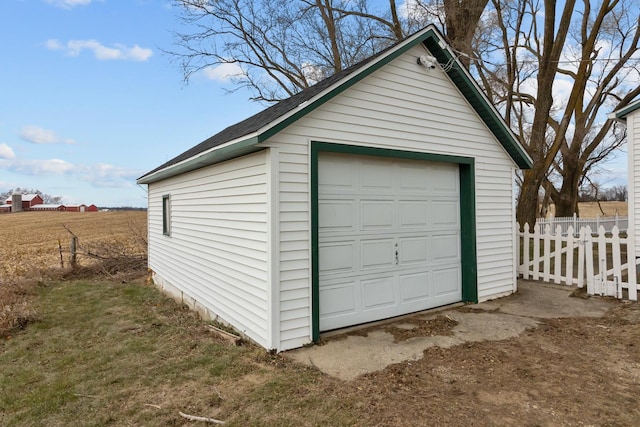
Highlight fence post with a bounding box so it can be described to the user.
[543,225,552,281]
[554,225,562,284]
[533,224,540,281]
[573,213,577,234]
[585,226,594,294]
[612,226,622,299]
[70,236,77,268]
[597,226,607,295]
[577,227,585,288]
[523,223,530,279]
[566,226,575,285]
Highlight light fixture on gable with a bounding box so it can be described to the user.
[417,55,438,69]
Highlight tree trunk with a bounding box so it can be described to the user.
[516,170,540,230]
[552,175,581,218]
[514,0,576,227]
[443,0,489,68]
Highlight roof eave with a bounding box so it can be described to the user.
[612,99,640,121]
[137,135,261,184]
[420,34,532,169]
[258,26,532,169]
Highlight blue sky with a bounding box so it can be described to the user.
[0,0,263,207]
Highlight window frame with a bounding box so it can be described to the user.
[162,194,171,236]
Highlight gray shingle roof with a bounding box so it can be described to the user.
[138,25,531,184]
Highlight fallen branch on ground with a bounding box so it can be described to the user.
[205,324,241,346]
[178,411,225,424]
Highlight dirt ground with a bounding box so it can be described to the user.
[329,298,640,426]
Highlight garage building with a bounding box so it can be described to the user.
[137,25,532,351]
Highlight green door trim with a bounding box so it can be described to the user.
[311,141,477,341]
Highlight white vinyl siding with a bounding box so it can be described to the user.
[629,112,640,255]
[269,44,519,350]
[147,151,270,348]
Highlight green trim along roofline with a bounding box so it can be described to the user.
[137,24,531,185]
[138,137,261,184]
[613,98,640,121]
[310,142,477,342]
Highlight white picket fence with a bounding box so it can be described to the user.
[536,214,628,235]
[517,223,639,301]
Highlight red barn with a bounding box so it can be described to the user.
[29,204,66,211]
[5,194,44,210]
[66,204,87,212]
[87,204,98,212]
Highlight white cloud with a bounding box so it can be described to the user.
[46,38,153,62]
[45,39,62,50]
[0,158,142,188]
[203,62,244,81]
[2,158,75,175]
[20,126,76,145]
[0,143,15,160]
[45,0,93,9]
[82,163,140,188]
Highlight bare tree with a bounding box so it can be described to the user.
[473,0,640,227]
[169,0,492,101]
[169,0,407,102]
[0,188,61,204]
[168,0,640,228]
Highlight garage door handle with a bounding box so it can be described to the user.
[395,250,399,265]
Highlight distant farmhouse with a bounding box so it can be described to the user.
[0,194,98,214]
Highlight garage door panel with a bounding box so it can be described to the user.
[318,153,462,332]
[362,276,396,310]
[399,237,429,264]
[432,234,460,262]
[318,157,357,190]
[431,164,459,193]
[360,160,394,191]
[399,272,430,302]
[361,201,394,229]
[319,200,356,230]
[433,268,462,305]
[434,267,461,296]
[319,242,356,273]
[361,239,395,269]
[398,165,430,192]
[400,201,429,228]
[432,200,460,227]
[319,282,358,317]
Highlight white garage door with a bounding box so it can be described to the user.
[318,152,462,331]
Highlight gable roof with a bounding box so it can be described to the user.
[138,25,532,185]
[612,98,640,121]
[5,194,41,203]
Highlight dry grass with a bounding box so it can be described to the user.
[0,211,147,283]
[546,201,628,218]
[0,211,147,337]
[0,279,358,427]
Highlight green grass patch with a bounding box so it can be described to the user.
[0,279,358,426]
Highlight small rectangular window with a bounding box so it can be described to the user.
[162,195,171,236]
